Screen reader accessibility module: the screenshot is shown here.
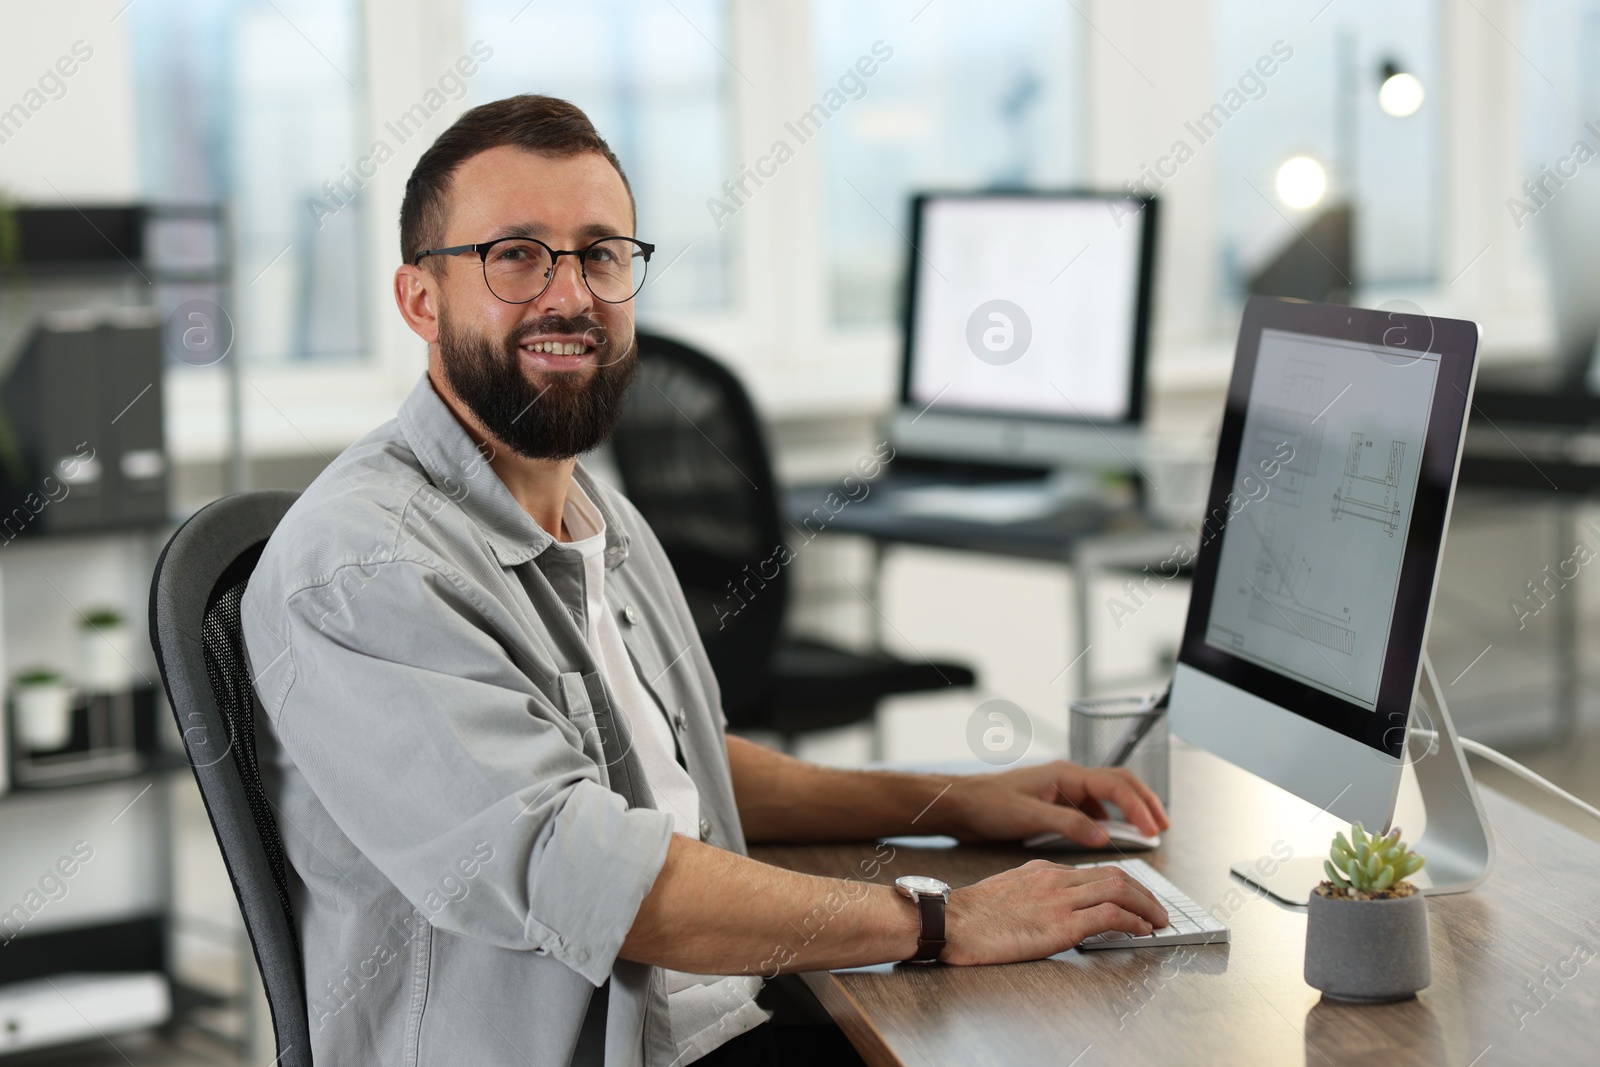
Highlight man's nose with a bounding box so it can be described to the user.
[534,254,593,318]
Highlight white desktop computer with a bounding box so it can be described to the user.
[887,191,1157,473]
[1169,296,1494,905]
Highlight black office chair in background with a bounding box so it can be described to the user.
[612,332,976,751]
[149,490,310,1067]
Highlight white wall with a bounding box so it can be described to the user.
[0,1,138,201]
[1439,0,1549,333]
[1084,0,1219,348]
[359,0,469,394]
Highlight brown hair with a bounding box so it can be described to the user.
[399,94,634,269]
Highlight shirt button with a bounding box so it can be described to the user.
[623,605,640,626]
[673,708,687,731]
[699,818,712,841]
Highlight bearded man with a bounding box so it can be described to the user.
[241,94,1169,1067]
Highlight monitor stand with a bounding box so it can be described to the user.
[1231,654,1496,906]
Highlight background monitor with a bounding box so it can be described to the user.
[1170,297,1479,832]
[888,191,1157,472]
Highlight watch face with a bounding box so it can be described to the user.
[896,875,950,898]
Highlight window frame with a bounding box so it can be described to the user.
[169,0,1558,468]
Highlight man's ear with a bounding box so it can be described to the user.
[395,263,441,344]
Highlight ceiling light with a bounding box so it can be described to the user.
[1379,71,1425,117]
[1275,156,1327,210]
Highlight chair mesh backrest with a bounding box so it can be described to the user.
[150,489,310,1067]
[611,334,786,718]
[200,548,298,958]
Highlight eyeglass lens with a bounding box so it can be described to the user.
[482,238,647,304]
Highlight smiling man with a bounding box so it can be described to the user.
[240,95,1170,1067]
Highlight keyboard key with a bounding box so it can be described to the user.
[1072,859,1231,952]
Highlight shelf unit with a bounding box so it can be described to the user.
[1,201,257,1059]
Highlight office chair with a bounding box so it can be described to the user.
[612,332,976,750]
[148,490,310,1067]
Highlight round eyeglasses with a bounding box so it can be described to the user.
[412,236,655,305]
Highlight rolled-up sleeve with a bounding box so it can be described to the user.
[245,556,673,986]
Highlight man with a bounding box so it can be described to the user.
[241,94,1170,1067]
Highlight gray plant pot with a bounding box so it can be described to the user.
[1304,889,1431,1003]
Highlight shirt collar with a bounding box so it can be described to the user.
[397,374,630,569]
[560,480,607,560]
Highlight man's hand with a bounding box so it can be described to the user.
[725,737,1168,848]
[938,760,1170,847]
[940,859,1169,964]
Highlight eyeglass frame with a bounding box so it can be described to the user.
[411,235,656,305]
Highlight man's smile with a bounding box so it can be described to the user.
[518,334,598,369]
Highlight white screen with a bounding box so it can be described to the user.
[906,197,1145,422]
[1203,329,1439,710]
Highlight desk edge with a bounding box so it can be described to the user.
[798,969,907,1067]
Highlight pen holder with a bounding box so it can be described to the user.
[1068,695,1170,810]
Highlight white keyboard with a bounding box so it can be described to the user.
[1073,859,1230,950]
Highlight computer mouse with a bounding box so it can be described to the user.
[1023,819,1161,851]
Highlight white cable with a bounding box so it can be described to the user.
[1459,736,1600,824]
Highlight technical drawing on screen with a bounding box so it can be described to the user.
[1202,329,1438,712]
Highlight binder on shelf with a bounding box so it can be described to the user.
[0,311,168,538]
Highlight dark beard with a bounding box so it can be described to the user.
[437,308,637,460]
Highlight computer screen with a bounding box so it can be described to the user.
[1168,300,1493,898]
[902,193,1154,425]
[1170,299,1478,835]
[1202,328,1439,711]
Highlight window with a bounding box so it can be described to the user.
[130,0,367,363]
[811,0,1085,324]
[467,0,734,313]
[1518,0,1600,369]
[1213,0,1442,294]
[1519,2,1600,190]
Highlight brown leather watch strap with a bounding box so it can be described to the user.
[910,892,946,963]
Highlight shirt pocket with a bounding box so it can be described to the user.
[558,671,611,791]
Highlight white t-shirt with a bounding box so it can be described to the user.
[562,484,770,1062]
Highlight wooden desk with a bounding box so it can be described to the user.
[751,746,1600,1066]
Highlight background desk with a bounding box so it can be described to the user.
[784,479,1187,698]
[752,745,1600,1066]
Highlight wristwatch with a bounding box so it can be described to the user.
[894,875,951,963]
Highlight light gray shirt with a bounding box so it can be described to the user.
[241,375,757,1067]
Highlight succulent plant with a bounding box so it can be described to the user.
[1323,822,1425,895]
[79,607,125,629]
[16,667,64,687]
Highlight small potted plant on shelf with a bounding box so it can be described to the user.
[78,607,136,692]
[1304,823,1430,1003]
[14,667,74,751]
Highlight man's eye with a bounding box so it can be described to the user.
[585,248,616,264]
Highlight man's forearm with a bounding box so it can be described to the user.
[727,735,958,842]
[620,833,918,974]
